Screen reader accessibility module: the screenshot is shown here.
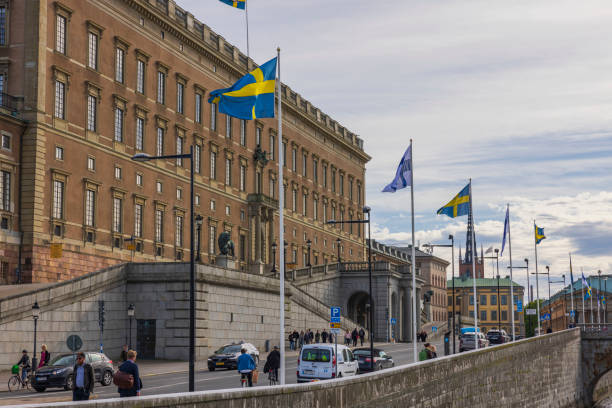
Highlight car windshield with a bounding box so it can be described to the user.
[50,354,76,367]
[488,332,500,336]
[353,350,376,356]
[215,345,242,354]
[301,349,331,362]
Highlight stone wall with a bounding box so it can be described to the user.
[21,329,588,408]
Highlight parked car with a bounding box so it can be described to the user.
[352,348,394,373]
[486,329,510,345]
[459,332,489,352]
[207,342,259,371]
[31,352,114,392]
[297,344,358,382]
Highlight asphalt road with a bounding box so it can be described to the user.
[0,340,444,406]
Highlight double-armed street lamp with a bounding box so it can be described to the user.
[32,302,40,372]
[327,206,373,371]
[127,303,135,349]
[132,148,197,392]
[482,249,503,331]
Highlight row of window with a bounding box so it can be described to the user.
[465,310,520,322]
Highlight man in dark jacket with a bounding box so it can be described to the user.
[16,350,30,383]
[71,352,94,401]
[118,350,142,397]
[264,346,280,382]
[359,328,366,346]
[321,329,328,343]
[352,328,359,347]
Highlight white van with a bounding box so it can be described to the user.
[297,344,359,382]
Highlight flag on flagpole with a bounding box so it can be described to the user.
[485,246,493,254]
[500,206,510,256]
[218,0,246,9]
[209,57,277,120]
[382,145,412,193]
[535,224,546,244]
[569,253,575,291]
[436,184,470,218]
[582,272,592,299]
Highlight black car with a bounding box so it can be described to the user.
[31,352,114,392]
[207,342,259,371]
[352,348,394,373]
[486,329,510,345]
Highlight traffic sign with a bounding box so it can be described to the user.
[330,307,341,319]
[570,310,576,317]
[540,313,551,321]
[526,308,537,315]
[516,300,523,313]
[67,335,82,352]
[329,322,341,329]
[330,328,341,335]
[390,318,397,324]
[432,326,438,333]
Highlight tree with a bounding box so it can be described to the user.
[524,299,544,337]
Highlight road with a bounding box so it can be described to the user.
[0,340,444,405]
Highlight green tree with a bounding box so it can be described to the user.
[524,299,544,337]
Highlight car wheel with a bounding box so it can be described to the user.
[34,386,46,393]
[209,366,215,372]
[101,370,113,386]
[64,375,74,391]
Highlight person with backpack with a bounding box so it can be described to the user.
[116,350,142,397]
[358,328,366,346]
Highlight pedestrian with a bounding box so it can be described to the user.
[359,328,366,346]
[419,343,430,361]
[309,330,314,344]
[352,328,358,347]
[120,344,128,362]
[344,330,351,346]
[421,330,428,342]
[71,352,94,401]
[263,346,280,383]
[118,350,142,397]
[321,329,328,343]
[426,344,437,359]
[38,344,50,369]
[288,332,295,350]
[328,332,333,343]
[15,350,30,384]
[292,330,299,349]
[315,330,321,343]
[299,330,305,348]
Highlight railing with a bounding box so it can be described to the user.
[269,261,420,282]
[0,93,23,117]
[577,323,612,333]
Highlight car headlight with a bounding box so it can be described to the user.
[52,368,68,375]
[207,358,212,361]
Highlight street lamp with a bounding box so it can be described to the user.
[32,302,40,372]
[131,147,197,392]
[127,303,135,349]
[483,250,501,331]
[306,239,312,267]
[326,206,374,371]
[195,215,203,262]
[336,238,341,265]
[271,242,278,273]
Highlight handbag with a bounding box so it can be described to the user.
[112,370,134,389]
[252,369,259,384]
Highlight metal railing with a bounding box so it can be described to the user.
[269,261,420,281]
[0,93,22,117]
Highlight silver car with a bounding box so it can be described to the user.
[459,332,489,352]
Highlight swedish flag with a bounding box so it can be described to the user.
[219,0,246,10]
[209,57,276,120]
[436,184,470,218]
[535,225,546,245]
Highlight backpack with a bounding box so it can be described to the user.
[418,349,428,361]
[113,370,134,389]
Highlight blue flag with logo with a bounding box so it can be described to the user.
[382,145,412,193]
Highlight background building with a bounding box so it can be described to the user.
[0,0,369,283]
[458,213,484,279]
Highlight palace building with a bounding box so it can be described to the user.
[0,0,369,283]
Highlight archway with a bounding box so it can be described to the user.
[347,291,373,332]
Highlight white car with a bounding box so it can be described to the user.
[297,344,359,382]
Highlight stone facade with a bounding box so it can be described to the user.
[0,0,370,284]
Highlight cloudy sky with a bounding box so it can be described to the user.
[179,0,612,299]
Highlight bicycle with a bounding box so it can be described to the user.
[8,368,32,392]
[240,372,251,388]
[268,369,278,386]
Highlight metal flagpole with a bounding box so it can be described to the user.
[582,268,585,325]
[409,139,418,362]
[245,0,250,58]
[569,254,575,326]
[589,276,594,325]
[507,204,515,341]
[276,47,285,385]
[469,179,478,348]
[534,221,541,335]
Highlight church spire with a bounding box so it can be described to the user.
[464,210,476,264]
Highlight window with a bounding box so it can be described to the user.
[269,135,275,160]
[491,310,498,321]
[239,164,246,191]
[331,168,336,192]
[177,82,184,114]
[194,144,201,173]
[84,189,95,227]
[195,93,202,123]
[358,183,362,205]
[156,181,162,193]
[469,311,474,318]
[339,174,344,195]
[282,141,287,167]
[155,209,163,242]
[1,133,9,150]
[211,102,217,131]
[323,202,327,222]
[210,151,217,180]
[157,71,166,104]
[54,81,65,119]
[134,204,143,238]
[292,189,297,212]
[112,197,122,232]
[114,107,124,142]
[491,295,497,305]
[240,235,246,261]
[135,117,144,150]
[0,170,10,212]
[302,193,307,216]
[313,159,318,182]
[501,310,508,321]
[156,127,164,156]
[136,60,145,94]
[256,127,262,146]
[225,158,231,185]
[469,295,474,305]
[88,32,98,70]
[481,310,488,321]
[501,295,507,305]
[136,173,143,186]
[210,200,216,210]
[225,205,230,216]
[175,215,183,246]
[115,48,125,83]
[349,179,353,200]
[55,146,64,160]
[225,115,232,138]
[114,166,122,180]
[209,225,217,255]
[56,15,66,54]
[87,157,95,171]
[283,184,287,208]
[52,180,64,219]
[269,177,275,198]
[87,95,97,132]
[240,120,246,146]
[313,198,318,220]
[176,137,183,167]
[302,153,307,176]
[480,295,487,306]
[176,188,182,200]
[291,148,297,171]
[323,165,328,188]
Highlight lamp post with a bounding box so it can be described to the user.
[32,302,40,372]
[195,215,203,262]
[327,206,373,371]
[271,242,277,273]
[336,238,341,265]
[598,270,602,327]
[306,239,312,267]
[483,250,501,330]
[127,303,135,349]
[283,241,288,278]
[131,148,196,392]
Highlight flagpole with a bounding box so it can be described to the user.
[507,204,515,341]
[276,47,285,385]
[582,268,585,325]
[589,276,594,325]
[409,139,417,362]
[569,253,575,327]
[245,0,250,58]
[469,179,478,347]
[534,220,541,335]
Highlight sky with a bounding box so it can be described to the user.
[178,0,612,301]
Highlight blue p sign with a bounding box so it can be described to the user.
[331,307,341,319]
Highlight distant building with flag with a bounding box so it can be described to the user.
[458,213,485,279]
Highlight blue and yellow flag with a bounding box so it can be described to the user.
[535,224,546,245]
[219,0,245,10]
[209,57,276,120]
[582,272,592,299]
[436,183,470,218]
